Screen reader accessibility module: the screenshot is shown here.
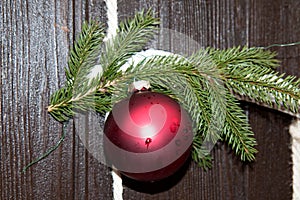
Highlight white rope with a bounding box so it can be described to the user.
[104,0,122,199]
[104,0,118,41]
[290,119,300,200]
[112,168,123,200]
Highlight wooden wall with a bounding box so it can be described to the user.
[1,0,300,199]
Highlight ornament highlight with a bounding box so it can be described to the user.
[104,90,193,181]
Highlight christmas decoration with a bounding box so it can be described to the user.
[24,10,300,182]
[104,89,193,181]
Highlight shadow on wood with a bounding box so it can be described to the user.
[122,156,192,194]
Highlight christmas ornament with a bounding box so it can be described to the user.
[104,89,193,181]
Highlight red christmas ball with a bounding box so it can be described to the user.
[104,91,193,182]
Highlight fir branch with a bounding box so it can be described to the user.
[216,47,300,114]
[48,10,159,122]
[99,9,159,83]
[222,92,258,161]
[224,68,300,113]
[48,86,74,122]
[209,46,280,70]
[46,11,300,170]
[65,21,105,85]
[48,83,112,122]
[48,21,105,121]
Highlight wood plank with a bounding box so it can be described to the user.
[247,104,293,200]
[0,0,112,199]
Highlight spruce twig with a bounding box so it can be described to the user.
[48,9,159,122]
[45,10,300,170]
[48,21,105,122]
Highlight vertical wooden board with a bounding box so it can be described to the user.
[245,0,299,199]
[0,0,112,199]
[117,0,297,199]
[247,105,293,200]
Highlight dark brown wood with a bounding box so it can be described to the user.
[0,0,112,199]
[1,0,299,199]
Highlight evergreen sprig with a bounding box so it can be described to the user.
[99,9,159,83]
[65,21,105,85]
[48,21,105,121]
[223,92,257,161]
[210,46,300,113]
[47,10,300,169]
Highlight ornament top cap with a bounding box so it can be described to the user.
[128,80,151,93]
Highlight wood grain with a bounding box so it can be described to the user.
[0,0,112,199]
[1,0,299,199]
